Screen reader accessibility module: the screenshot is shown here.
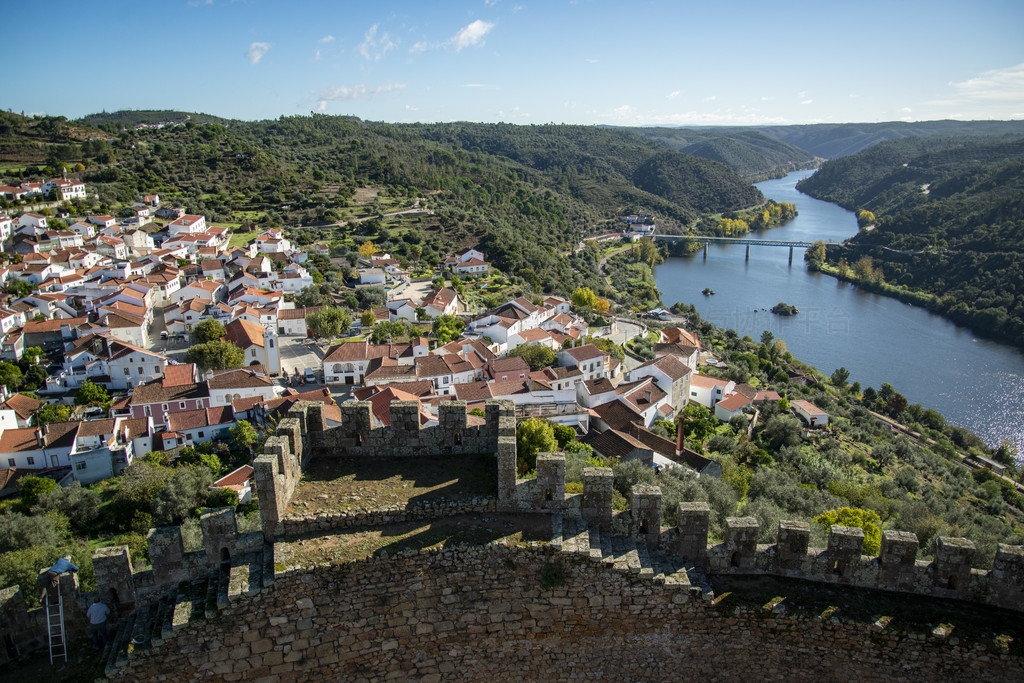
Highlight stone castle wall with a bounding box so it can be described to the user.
[106,545,1024,682]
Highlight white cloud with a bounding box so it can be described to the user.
[462,83,494,88]
[450,19,494,51]
[404,104,419,111]
[900,107,913,113]
[702,95,717,102]
[247,42,270,65]
[316,83,407,108]
[410,41,430,54]
[319,35,335,44]
[313,49,321,61]
[512,4,524,12]
[359,24,395,61]
[801,99,813,105]
[950,63,1024,101]
[585,58,600,64]
[666,91,680,100]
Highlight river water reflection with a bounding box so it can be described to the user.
[654,169,1024,452]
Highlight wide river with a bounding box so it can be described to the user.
[654,169,1024,452]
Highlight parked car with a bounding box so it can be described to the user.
[304,367,317,383]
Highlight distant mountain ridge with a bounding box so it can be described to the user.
[622,127,818,179]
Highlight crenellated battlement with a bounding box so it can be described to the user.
[555,461,1024,612]
[5,398,1023,675]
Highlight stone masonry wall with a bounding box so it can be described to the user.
[106,545,1024,682]
[254,400,517,542]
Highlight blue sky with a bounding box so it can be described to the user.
[5,0,1024,125]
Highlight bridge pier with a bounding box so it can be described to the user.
[788,246,793,265]
[703,243,708,259]
[745,244,750,261]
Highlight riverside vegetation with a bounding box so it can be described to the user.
[798,134,1024,348]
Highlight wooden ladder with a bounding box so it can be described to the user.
[46,587,67,664]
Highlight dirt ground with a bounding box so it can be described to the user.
[285,455,497,518]
[276,513,551,567]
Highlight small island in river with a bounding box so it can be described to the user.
[771,302,799,316]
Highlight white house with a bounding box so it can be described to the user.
[792,400,829,427]
[558,344,611,382]
[206,366,278,407]
[167,214,208,235]
[688,374,735,409]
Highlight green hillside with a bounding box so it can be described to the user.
[78,110,236,128]
[798,134,1024,346]
[0,112,762,300]
[623,127,818,179]
[757,120,1024,159]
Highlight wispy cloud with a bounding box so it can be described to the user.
[319,35,335,44]
[950,63,1024,101]
[462,83,496,89]
[801,99,813,105]
[359,24,395,61]
[187,0,213,6]
[585,58,600,64]
[702,95,717,102]
[247,42,271,65]
[666,91,680,100]
[410,41,430,54]
[450,20,494,51]
[316,83,407,110]
[404,104,419,111]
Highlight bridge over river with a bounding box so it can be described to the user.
[653,233,842,263]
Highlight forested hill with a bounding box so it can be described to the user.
[622,127,818,180]
[79,110,236,128]
[0,111,763,294]
[409,122,763,215]
[754,120,1024,159]
[797,134,1024,346]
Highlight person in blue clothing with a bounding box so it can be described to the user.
[36,554,79,603]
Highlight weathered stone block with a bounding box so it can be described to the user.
[673,502,710,565]
[581,467,613,530]
[147,526,185,585]
[934,536,976,591]
[496,436,517,503]
[630,485,661,550]
[724,517,759,570]
[775,520,810,574]
[827,525,864,580]
[535,453,565,509]
[989,544,1024,608]
[201,507,239,568]
[92,545,136,608]
[276,418,303,462]
[879,530,919,590]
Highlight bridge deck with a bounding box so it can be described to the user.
[653,234,839,248]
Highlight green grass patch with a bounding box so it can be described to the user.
[228,232,257,248]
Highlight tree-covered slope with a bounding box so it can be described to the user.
[1,111,765,296]
[622,127,818,179]
[798,135,1024,346]
[79,110,236,127]
[757,120,1024,159]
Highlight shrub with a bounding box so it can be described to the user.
[813,507,882,555]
